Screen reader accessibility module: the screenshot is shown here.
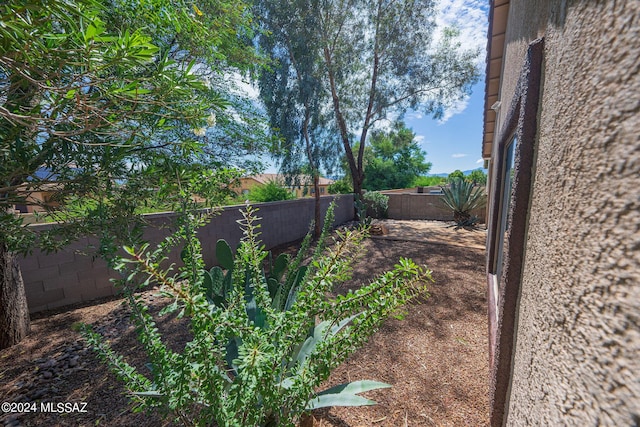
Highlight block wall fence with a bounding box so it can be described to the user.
[19,195,354,313]
[384,192,487,222]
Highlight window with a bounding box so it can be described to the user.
[485,38,544,424]
[494,135,518,283]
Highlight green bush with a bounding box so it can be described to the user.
[249,180,295,202]
[440,180,486,226]
[447,170,465,183]
[327,179,353,194]
[412,176,446,187]
[362,191,389,219]
[81,203,430,426]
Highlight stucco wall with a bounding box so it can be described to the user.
[19,195,354,313]
[500,1,639,425]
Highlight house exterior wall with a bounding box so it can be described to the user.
[492,1,639,425]
[19,195,354,313]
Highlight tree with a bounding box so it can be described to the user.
[0,0,259,349]
[256,0,341,237]
[448,170,465,182]
[362,122,431,191]
[467,169,487,186]
[314,0,480,195]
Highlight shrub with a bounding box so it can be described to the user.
[440,180,487,226]
[362,191,389,219]
[249,180,295,202]
[81,203,430,426]
[447,170,464,183]
[327,179,353,194]
[412,176,446,187]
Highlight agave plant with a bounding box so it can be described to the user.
[440,179,487,226]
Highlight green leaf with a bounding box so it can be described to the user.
[306,380,392,409]
[216,239,234,270]
[271,253,288,281]
[316,380,392,397]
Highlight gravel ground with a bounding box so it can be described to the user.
[0,220,489,427]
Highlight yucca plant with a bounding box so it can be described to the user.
[81,202,431,426]
[440,179,487,226]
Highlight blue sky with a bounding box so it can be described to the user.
[405,80,486,175]
[405,0,489,175]
[261,0,489,176]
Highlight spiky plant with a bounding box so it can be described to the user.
[440,179,487,226]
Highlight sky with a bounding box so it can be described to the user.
[263,0,490,176]
[405,0,489,175]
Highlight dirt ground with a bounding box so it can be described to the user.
[0,220,489,427]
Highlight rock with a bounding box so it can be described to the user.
[30,388,47,399]
[39,359,56,369]
[370,223,389,235]
[42,371,53,379]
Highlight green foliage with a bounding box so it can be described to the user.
[440,180,487,227]
[327,179,353,195]
[362,191,389,220]
[466,169,487,186]
[412,176,446,187]
[362,122,432,191]
[253,0,480,195]
[447,170,465,182]
[248,181,296,203]
[0,0,264,255]
[82,203,431,426]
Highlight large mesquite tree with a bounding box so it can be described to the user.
[0,0,260,349]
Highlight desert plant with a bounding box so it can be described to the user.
[440,180,487,226]
[81,203,430,426]
[362,191,389,219]
[249,180,295,202]
[327,179,353,195]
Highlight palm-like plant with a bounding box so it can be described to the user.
[440,179,487,226]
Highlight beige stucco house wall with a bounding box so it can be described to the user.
[483,1,639,426]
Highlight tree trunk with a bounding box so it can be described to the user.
[0,242,30,350]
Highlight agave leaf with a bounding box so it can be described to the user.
[295,313,360,364]
[306,393,375,410]
[271,253,289,281]
[306,380,391,410]
[284,266,308,311]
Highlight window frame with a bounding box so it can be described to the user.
[486,37,544,426]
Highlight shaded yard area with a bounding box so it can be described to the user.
[0,220,488,427]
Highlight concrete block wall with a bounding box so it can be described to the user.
[19,195,354,313]
[385,192,486,222]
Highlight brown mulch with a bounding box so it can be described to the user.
[0,220,489,427]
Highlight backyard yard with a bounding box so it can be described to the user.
[0,220,489,427]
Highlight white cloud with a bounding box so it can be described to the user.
[452,153,468,158]
[435,0,488,69]
[433,0,488,122]
[438,96,470,124]
[476,158,484,164]
[414,134,426,143]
